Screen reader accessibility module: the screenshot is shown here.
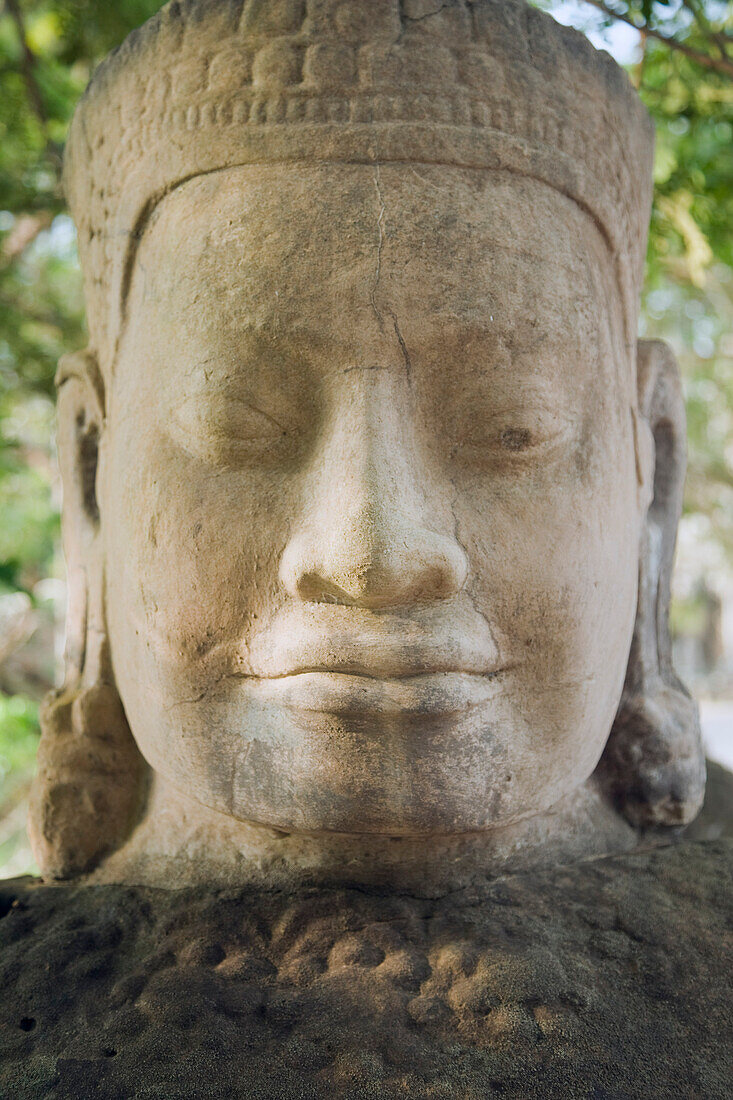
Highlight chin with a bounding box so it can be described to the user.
[222,760,560,838]
[144,690,603,838]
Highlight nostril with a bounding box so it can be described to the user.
[296,544,467,609]
[296,572,355,605]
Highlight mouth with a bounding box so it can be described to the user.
[247,668,508,716]
[239,601,506,717]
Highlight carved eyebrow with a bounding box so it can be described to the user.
[422,323,587,372]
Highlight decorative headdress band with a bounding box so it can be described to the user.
[64,0,655,363]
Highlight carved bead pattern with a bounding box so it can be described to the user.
[64,0,654,368]
[2,838,731,1097]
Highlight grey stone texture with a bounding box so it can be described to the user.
[3,766,732,1099]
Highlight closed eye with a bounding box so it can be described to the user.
[499,427,534,451]
[169,393,292,465]
[452,412,572,465]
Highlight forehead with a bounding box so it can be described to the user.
[131,163,617,337]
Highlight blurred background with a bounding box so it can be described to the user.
[0,0,731,877]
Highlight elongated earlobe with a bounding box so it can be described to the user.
[28,349,146,879]
[598,340,706,827]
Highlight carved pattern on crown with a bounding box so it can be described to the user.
[65,0,654,366]
[88,74,638,275]
[83,15,641,186]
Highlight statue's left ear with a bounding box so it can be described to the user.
[598,339,706,827]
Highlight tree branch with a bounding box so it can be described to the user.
[633,29,648,89]
[0,211,53,264]
[3,0,48,126]
[679,0,733,65]
[577,0,733,78]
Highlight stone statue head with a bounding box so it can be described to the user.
[29,0,705,882]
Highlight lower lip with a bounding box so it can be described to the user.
[248,671,505,716]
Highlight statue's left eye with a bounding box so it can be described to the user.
[450,409,572,467]
[499,427,533,452]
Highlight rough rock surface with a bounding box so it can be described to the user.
[2,797,732,1100]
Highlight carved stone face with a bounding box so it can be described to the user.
[101,162,642,836]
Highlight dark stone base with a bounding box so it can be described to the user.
[2,770,732,1099]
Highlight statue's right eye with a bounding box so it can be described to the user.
[168,392,292,466]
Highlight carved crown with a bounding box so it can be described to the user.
[64,0,654,365]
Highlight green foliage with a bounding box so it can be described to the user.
[0,1,165,603]
[0,692,38,790]
[635,12,733,558]
[533,0,733,559]
[0,691,39,876]
[0,0,166,876]
[641,14,733,278]
[641,0,669,21]
[0,0,165,213]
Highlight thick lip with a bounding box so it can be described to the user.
[246,603,501,678]
[247,667,508,716]
[229,601,506,715]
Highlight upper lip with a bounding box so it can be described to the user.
[244,601,503,681]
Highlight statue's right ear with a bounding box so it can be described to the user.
[29,349,146,879]
[54,349,105,681]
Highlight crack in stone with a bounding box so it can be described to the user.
[371,164,386,332]
[388,311,412,386]
[467,0,480,41]
[168,670,246,710]
[445,475,491,632]
[403,2,452,24]
[397,0,452,38]
[369,168,413,387]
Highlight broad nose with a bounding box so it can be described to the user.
[280,374,468,609]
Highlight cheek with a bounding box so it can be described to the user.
[104,432,287,685]
[461,424,637,616]
[456,446,639,758]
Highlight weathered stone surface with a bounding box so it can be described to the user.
[2,830,731,1099]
